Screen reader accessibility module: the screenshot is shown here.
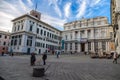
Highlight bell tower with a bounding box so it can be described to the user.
[30,10,41,20]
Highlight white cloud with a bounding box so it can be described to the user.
[41,14,66,30]
[64,2,71,18]
[0,11,14,19]
[0,17,12,32]
[27,0,33,6]
[54,5,62,17]
[1,0,22,15]
[94,0,101,5]
[76,0,86,18]
[0,0,29,32]
[19,0,30,12]
[48,0,62,17]
[89,0,102,7]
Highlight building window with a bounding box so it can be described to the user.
[43,43,45,48]
[110,32,113,38]
[27,36,33,46]
[75,43,77,50]
[14,26,16,32]
[18,25,20,31]
[0,35,1,38]
[21,25,23,29]
[39,25,41,27]
[70,43,72,50]
[47,32,49,37]
[5,35,7,39]
[81,30,85,38]
[65,43,67,50]
[87,30,91,38]
[37,28,39,34]
[14,39,17,45]
[19,39,21,45]
[46,44,48,48]
[29,25,33,31]
[11,40,13,45]
[95,29,99,38]
[3,42,6,45]
[70,34,72,39]
[102,41,106,50]
[52,34,54,38]
[40,29,43,35]
[50,33,51,38]
[65,35,67,40]
[95,42,98,52]
[88,42,91,50]
[44,31,46,36]
[3,47,5,50]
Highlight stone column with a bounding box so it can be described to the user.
[92,42,95,53]
[80,43,81,52]
[21,35,27,47]
[78,31,80,40]
[72,31,75,40]
[107,41,109,52]
[24,19,28,31]
[91,29,94,39]
[78,43,80,53]
[105,41,107,52]
[85,30,87,38]
[67,43,70,52]
[21,34,27,53]
[85,43,88,52]
[72,43,75,52]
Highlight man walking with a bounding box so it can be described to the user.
[42,52,47,65]
[30,52,36,66]
[113,52,118,64]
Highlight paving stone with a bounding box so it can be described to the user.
[0,55,120,80]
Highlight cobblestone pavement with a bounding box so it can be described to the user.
[0,55,120,80]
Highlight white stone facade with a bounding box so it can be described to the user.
[10,10,61,54]
[62,17,114,54]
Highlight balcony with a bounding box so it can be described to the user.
[64,38,88,43]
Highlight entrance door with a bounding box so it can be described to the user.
[27,48,30,54]
[81,43,85,52]
[39,49,41,54]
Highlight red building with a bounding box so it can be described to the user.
[0,30,10,55]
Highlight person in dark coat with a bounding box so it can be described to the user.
[30,53,36,66]
[113,52,118,64]
[42,52,47,65]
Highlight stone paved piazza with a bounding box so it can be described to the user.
[0,55,120,80]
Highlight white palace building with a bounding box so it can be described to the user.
[10,10,62,54]
[62,17,115,54]
[9,10,114,54]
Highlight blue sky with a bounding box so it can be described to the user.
[0,0,111,32]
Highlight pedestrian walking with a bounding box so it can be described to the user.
[30,52,36,66]
[70,51,72,54]
[56,50,60,58]
[11,53,14,56]
[42,52,47,65]
[1,53,4,56]
[113,52,118,64]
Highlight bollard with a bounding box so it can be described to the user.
[0,76,5,80]
[33,67,45,77]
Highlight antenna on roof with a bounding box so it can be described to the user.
[35,0,38,11]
